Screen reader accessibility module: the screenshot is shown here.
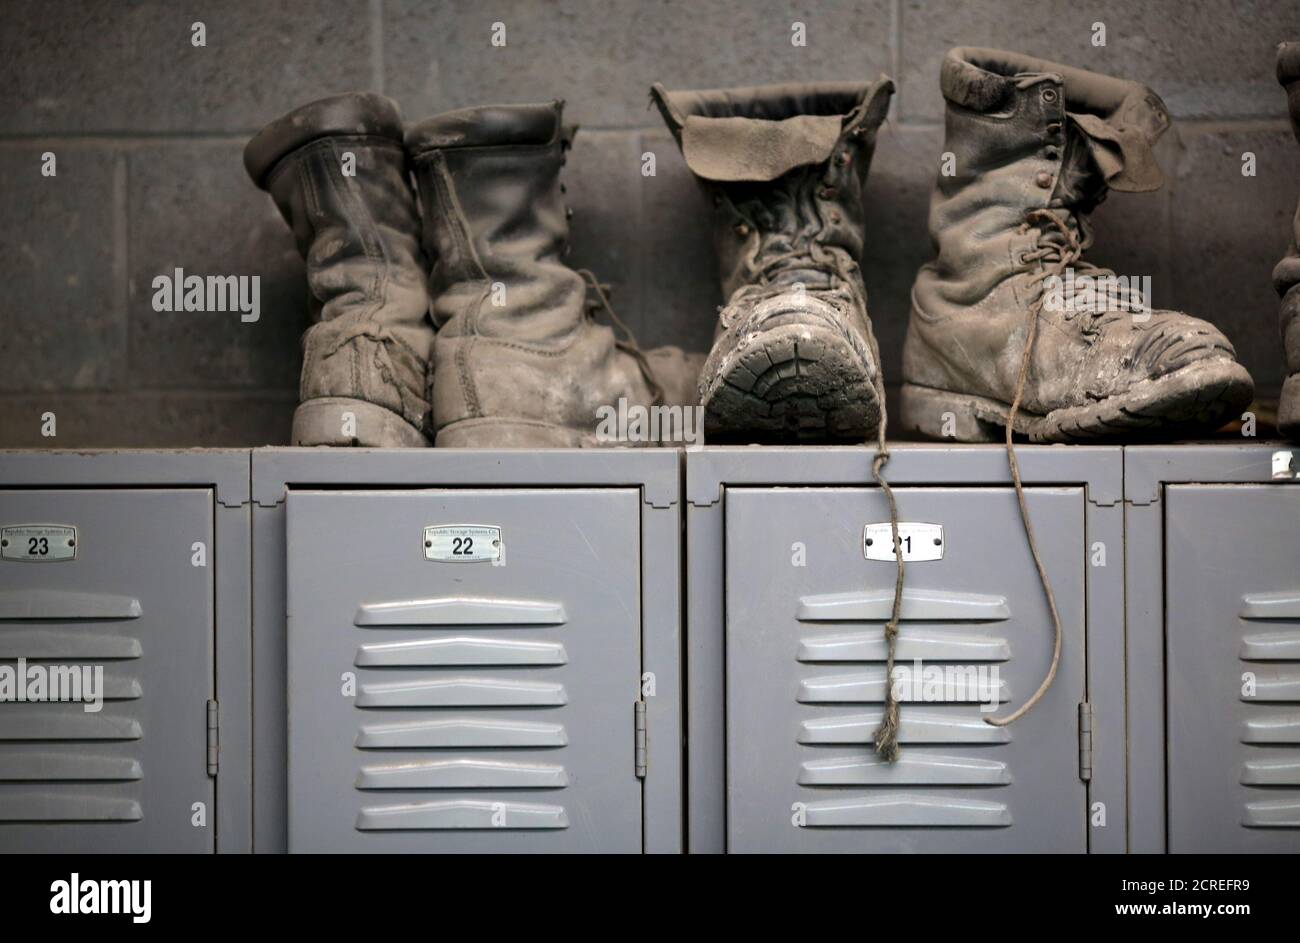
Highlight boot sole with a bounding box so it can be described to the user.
[900,359,1255,443]
[436,418,592,448]
[701,322,882,442]
[293,398,429,448]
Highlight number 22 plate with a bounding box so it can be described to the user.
[423,525,502,563]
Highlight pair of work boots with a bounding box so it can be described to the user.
[251,47,1261,448]
[245,95,699,447]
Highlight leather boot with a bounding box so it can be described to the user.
[651,79,895,441]
[902,48,1253,442]
[245,92,435,446]
[406,101,700,447]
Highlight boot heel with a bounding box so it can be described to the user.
[899,383,1004,442]
[292,398,429,448]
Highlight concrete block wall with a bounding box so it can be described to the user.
[2,0,1297,446]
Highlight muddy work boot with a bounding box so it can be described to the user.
[652,79,895,441]
[245,93,435,446]
[902,48,1253,442]
[1276,42,1300,440]
[406,101,698,447]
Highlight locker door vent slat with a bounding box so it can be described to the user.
[356,799,567,831]
[355,637,567,667]
[0,793,142,823]
[796,594,1013,828]
[0,590,142,621]
[1238,591,1300,829]
[352,595,571,833]
[354,596,566,627]
[356,718,567,749]
[802,794,1011,828]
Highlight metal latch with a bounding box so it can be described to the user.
[206,699,219,777]
[1078,702,1093,782]
[1272,450,1296,481]
[634,700,647,779]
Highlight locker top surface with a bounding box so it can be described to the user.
[0,449,249,507]
[685,444,1122,507]
[1124,442,1297,503]
[251,446,680,509]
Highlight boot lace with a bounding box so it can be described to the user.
[576,269,665,408]
[982,207,1074,729]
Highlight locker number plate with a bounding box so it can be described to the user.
[2,524,77,562]
[864,522,943,562]
[424,525,501,563]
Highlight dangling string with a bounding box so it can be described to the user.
[984,208,1076,728]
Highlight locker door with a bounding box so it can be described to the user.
[286,488,644,853]
[724,487,1088,852]
[0,489,216,853]
[1166,484,1300,852]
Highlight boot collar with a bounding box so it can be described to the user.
[649,79,893,182]
[942,47,1169,193]
[406,101,563,155]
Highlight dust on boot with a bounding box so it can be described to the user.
[651,79,895,441]
[245,92,435,447]
[902,48,1254,442]
[1276,41,1300,441]
[405,101,700,448]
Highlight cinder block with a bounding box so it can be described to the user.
[385,0,893,130]
[1169,124,1299,393]
[637,129,720,355]
[0,391,296,448]
[127,141,307,390]
[0,145,124,393]
[0,0,374,133]
[897,0,1298,123]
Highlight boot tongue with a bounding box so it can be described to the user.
[1068,110,1164,192]
[680,114,843,182]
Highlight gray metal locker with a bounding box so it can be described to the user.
[1126,444,1300,853]
[686,446,1126,853]
[252,449,683,853]
[0,451,251,853]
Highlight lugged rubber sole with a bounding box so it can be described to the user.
[700,322,882,442]
[900,359,1256,443]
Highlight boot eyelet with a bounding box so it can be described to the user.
[1034,171,1053,188]
[565,207,574,219]
[1042,87,1059,104]
[818,185,836,199]
[734,223,751,237]
[835,152,849,166]
[1045,146,1060,160]
[1047,122,1062,135]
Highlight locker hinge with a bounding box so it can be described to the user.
[206,699,219,778]
[1078,702,1093,783]
[634,700,648,779]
